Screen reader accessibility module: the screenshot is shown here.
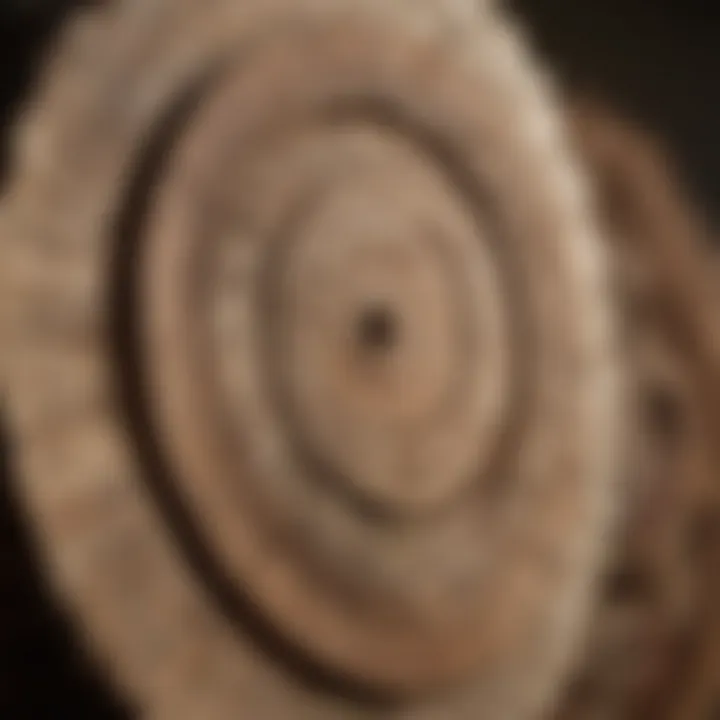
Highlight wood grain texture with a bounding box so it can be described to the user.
[0,1,619,718]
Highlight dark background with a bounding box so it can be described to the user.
[510,0,720,231]
[0,1,717,717]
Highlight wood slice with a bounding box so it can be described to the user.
[556,99,720,720]
[0,1,619,718]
